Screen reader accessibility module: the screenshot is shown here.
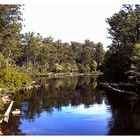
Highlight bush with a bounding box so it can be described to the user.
[8,71,32,91]
[0,57,32,92]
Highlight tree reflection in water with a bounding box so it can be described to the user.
[1,75,105,135]
[1,76,140,135]
[19,76,103,119]
[0,116,25,135]
[106,92,140,135]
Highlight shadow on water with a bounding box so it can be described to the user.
[1,75,140,135]
[106,91,140,135]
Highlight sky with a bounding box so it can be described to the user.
[0,0,140,48]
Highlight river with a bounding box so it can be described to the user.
[0,75,140,135]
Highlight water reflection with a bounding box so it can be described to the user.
[1,76,140,135]
[107,93,140,135]
[19,76,103,121]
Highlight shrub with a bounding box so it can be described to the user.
[0,60,32,92]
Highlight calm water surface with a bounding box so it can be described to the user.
[1,76,140,135]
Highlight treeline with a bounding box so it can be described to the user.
[17,33,105,75]
[1,4,140,91]
[103,4,140,83]
[1,4,140,112]
[0,5,105,92]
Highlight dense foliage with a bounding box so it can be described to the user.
[0,5,22,61]
[0,4,105,95]
[1,3,140,120]
[103,4,140,82]
[0,53,32,91]
[1,4,140,90]
[0,5,32,93]
[17,35,105,75]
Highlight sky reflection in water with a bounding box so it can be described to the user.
[20,99,111,135]
[2,76,140,135]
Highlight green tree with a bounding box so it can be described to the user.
[94,42,105,65]
[82,40,95,65]
[70,41,83,64]
[38,37,58,72]
[104,4,140,81]
[19,32,41,68]
[0,5,23,61]
[128,43,140,82]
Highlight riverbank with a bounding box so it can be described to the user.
[98,82,140,102]
[35,71,102,79]
[1,75,140,135]
[0,71,101,118]
[0,71,101,98]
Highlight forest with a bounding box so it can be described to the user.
[0,5,105,91]
[0,4,140,111]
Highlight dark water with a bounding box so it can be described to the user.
[1,76,140,135]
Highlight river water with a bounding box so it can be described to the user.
[1,76,140,135]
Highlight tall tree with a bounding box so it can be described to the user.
[104,4,140,81]
[0,5,23,61]
[70,41,83,64]
[82,40,95,65]
[94,42,105,65]
[19,32,41,67]
[37,37,57,72]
